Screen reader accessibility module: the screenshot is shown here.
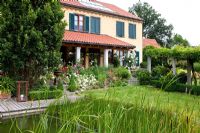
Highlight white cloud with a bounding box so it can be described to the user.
[98,0,200,46]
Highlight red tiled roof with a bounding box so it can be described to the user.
[143,38,160,48]
[60,0,142,21]
[63,31,135,49]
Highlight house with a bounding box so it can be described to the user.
[60,0,143,68]
[143,38,160,48]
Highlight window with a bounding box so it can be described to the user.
[69,13,89,32]
[91,17,100,34]
[129,23,136,39]
[74,14,84,31]
[116,21,124,37]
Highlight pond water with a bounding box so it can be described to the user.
[0,115,58,133]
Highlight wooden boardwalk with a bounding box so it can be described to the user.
[0,99,55,119]
[0,93,82,120]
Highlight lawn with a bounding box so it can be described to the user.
[85,85,200,118]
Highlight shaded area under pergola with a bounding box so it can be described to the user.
[144,46,200,86]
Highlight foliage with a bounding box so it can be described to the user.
[113,54,120,68]
[171,34,190,46]
[0,0,66,86]
[57,80,64,90]
[109,80,128,87]
[136,69,151,85]
[113,67,131,80]
[140,61,147,68]
[29,89,63,100]
[77,74,98,90]
[144,45,200,61]
[0,76,15,93]
[177,72,187,84]
[130,2,173,47]
[194,62,200,72]
[152,65,170,79]
[1,86,200,132]
[68,74,79,92]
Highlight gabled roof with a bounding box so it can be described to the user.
[60,0,142,21]
[63,31,135,49]
[143,38,160,48]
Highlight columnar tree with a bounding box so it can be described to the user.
[0,0,66,86]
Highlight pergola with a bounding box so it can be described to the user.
[144,46,200,85]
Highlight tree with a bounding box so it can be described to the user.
[129,2,173,47]
[0,0,66,87]
[171,34,190,47]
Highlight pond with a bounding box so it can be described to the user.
[0,115,58,133]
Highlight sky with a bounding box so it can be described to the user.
[99,0,200,46]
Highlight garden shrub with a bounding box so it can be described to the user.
[194,62,200,72]
[152,65,170,80]
[159,72,177,90]
[136,69,151,85]
[57,80,64,90]
[0,76,15,94]
[177,72,187,84]
[68,74,79,92]
[110,80,128,87]
[113,54,120,68]
[140,62,147,68]
[77,74,98,90]
[113,67,131,80]
[29,89,63,100]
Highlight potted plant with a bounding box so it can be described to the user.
[0,76,14,99]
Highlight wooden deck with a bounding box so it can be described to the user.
[0,93,82,120]
[0,98,56,119]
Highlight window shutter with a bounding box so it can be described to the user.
[84,16,89,32]
[122,22,124,37]
[96,18,100,34]
[116,22,120,36]
[129,24,132,38]
[133,24,136,39]
[91,17,95,33]
[69,13,74,31]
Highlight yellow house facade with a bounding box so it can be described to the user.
[60,0,143,67]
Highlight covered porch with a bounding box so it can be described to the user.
[61,31,135,68]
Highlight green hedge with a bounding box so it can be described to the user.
[151,80,200,95]
[29,89,63,100]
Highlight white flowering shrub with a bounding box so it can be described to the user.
[76,74,98,90]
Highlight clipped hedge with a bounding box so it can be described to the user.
[151,80,200,96]
[29,89,63,100]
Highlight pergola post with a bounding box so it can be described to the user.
[172,58,176,75]
[120,50,123,66]
[76,47,81,63]
[147,56,152,73]
[104,49,109,67]
[187,60,192,86]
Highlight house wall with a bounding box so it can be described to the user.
[62,6,143,63]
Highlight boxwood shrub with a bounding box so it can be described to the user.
[136,69,151,85]
[29,89,63,100]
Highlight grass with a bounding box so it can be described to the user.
[0,85,200,132]
[85,85,200,118]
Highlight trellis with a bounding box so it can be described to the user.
[144,46,200,85]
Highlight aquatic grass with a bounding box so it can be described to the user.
[0,85,200,132]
